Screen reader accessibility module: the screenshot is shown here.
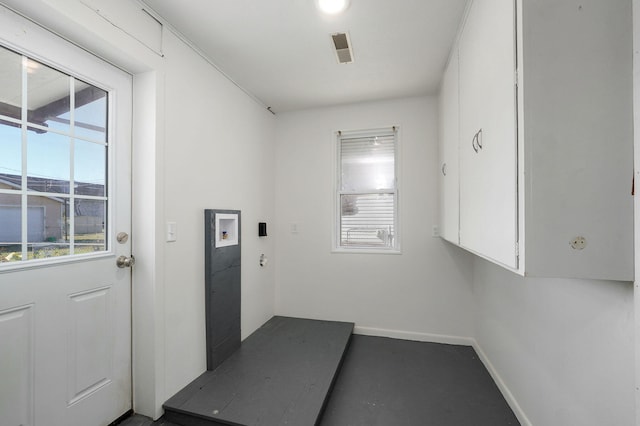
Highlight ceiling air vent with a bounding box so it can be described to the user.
[331,32,353,64]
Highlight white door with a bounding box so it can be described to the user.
[0,6,133,426]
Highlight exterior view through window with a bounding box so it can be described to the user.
[0,45,108,263]
[337,128,398,251]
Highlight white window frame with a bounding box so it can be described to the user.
[333,126,401,254]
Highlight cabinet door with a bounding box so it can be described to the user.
[438,52,459,244]
[458,0,517,268]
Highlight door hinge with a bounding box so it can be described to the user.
[515,242,520,257]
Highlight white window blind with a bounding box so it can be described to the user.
[337,129,398,250]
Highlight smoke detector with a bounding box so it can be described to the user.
[331,32,354,64]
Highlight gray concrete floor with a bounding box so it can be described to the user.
[118,336,519,426]
[116,414,177,426]
[320,335,519,426]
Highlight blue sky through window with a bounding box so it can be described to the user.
[0,97,107,187]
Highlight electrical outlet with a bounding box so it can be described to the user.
[570,236,586,250]
[432,225,440,238]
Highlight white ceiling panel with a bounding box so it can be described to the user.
[141,0,467,112]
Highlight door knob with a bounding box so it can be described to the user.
[116,255,135,268]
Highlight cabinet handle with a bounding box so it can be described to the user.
[442,163,447,176]
[472,128,483,153]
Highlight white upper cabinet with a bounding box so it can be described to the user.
[438,0,634,281]
[458,0,517,269]
[438,50,459,244]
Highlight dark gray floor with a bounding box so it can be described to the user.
[118,336,519,426]
[320,336,519,426]
[163,316,353,426]
[116,415,177,426]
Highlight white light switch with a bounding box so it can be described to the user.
[291,223,298,234]
[167,222,177,242]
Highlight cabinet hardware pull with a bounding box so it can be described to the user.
[442,163,447,176]
[472,129,483,153]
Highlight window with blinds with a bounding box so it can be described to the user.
[336,128,398,251]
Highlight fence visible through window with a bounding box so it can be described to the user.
[336,128,398,251]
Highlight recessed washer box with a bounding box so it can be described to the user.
[215,213,239,247]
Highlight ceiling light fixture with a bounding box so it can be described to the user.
[316,0,350,15]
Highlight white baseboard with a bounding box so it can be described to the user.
[353,325,475,346]
[471,340,532,426]
[352,326,531,426]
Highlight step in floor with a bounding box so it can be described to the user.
[163,316,354,426]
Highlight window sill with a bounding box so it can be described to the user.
[331,247,401,255]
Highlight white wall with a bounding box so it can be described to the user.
[0,1,278,418]
[5,3,637,424]
[473,259,635,426]
[469,2,638,424]
[274,97,475,341]
[160,31,277,400]
[273,95,636,426]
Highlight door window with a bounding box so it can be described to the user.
[0,45,109,264]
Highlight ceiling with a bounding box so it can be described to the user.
[141,0,468,113]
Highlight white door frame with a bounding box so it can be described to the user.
[633,1,640,423]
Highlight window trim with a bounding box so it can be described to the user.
[332,126,401,254]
